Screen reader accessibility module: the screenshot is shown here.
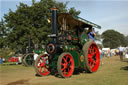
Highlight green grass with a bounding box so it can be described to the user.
[0,56,128,85]
[0,62,17,66]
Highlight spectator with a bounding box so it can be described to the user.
[2,58,6,62]
[0,56,3,64]
[33,52,38,65]
[102,51,105,57]
[125,50,128,58]
[99,49,103,65]
[118,46,124,61]
[33,52,38,61]
[18,55,22,64]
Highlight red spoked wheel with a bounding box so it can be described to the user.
[34,54,50,76]
[57,53,74,78]
[83,41,100,73]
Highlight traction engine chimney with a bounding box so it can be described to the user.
[50,7,58,43]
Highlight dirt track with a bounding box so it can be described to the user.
[0,56,128,85]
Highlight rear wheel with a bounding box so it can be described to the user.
[83,41,100,72]
[23,53,34,66]
[34,54,50,76]
[57,53,74,78]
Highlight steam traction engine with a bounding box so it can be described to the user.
[22,35,45,67]
[34,8,101,78]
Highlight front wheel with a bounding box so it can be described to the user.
[83,41,100,73]
[57,52,74,78]
[34,54,50,76]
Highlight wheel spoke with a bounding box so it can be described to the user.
[68,68,70,72]
[44,67,46,73]
[92,60,96,65]
[66,56,68,60]
[70,65,74,69]
[61,68,65,71]
[63,58,67,63]
[61,63,65,66]
[88,55,92,61]
[92,51,96,56]
[92,49,96,56]
[69,58,72,63]
[61,63,67,68]
[89,63,92,69]
[40,68,43,72]
[93,47,96,53]
[63,69,66,74]
[88,55,93,69]
[88,54,92,58]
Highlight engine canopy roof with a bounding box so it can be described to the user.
[58,13,101,29]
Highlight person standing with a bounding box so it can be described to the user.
[118,46,124,61]
[33,52,38,61]
[88,28,96,41]
[125,49,128,58]
[18,54,22,64]
[0,56,3,64]
[102,51,105,57]
[33,52,39,65]
[99,49,103,65]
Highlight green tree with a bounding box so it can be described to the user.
[0,19,9,48]
[102,30,127,49]
[125,35,128,46]
[2,0,80,50]
[68,7,80,16]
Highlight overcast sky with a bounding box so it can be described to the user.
[0,0,128,35]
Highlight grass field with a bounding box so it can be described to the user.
[0,56,128,85]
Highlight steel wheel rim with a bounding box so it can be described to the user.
[88,43,100,72]
[37,54,50,76]
[25,54,33,65]
[61,54,74,77]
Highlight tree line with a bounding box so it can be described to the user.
[0,0,80,54]
[0,0,127,58]
[102,30,128,49]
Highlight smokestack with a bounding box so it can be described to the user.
[50,7,58,43]
[27,35,31,53]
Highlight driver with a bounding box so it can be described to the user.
[88,28,96,41]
